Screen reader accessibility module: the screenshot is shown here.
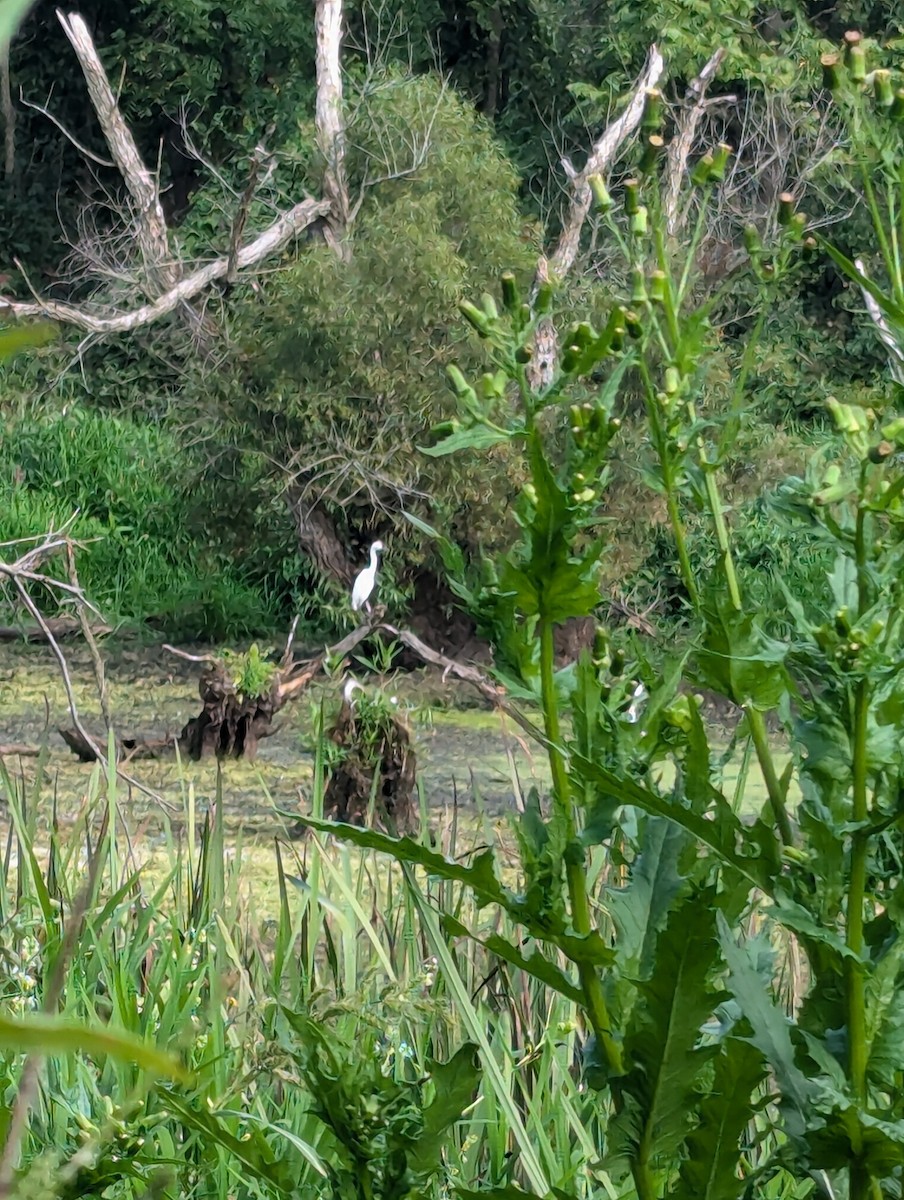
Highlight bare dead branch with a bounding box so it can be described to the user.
[527,45,665,387]
[664,48,725,238]
[0,196,331,331]
[19,90,115,166]
[56,9,177,293]
[548,45,665,280]
[228,146,271,282]
[0,44,15,181]
[316,0,350,247]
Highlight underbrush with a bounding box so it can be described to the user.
[0,761,609,1200]
[0,410,275,640]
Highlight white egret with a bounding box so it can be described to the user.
[343,677,364,705]
[351,540,384,614]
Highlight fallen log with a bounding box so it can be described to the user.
[0,743,39,757]
[0,616,112,642]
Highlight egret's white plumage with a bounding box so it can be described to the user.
[343,677,364,705]
[351,540,384,613]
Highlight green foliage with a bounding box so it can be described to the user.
[221,642,277,698]
[0,409,269,637]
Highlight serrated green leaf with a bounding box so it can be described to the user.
[442,915,584,1003]
[607,815,690,979]
[410,1043,481,1173]
[615,891,723,1171]
[288,815,509,908]
[672,1038,767,1200]
[716,910,812,1139]
[575,756,766,891]
[157,1089,293,1192]
[401,510,466,576]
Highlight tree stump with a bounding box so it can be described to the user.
[322,693,416,832]
[178,664,279,761]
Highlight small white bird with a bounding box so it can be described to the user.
[351,540,384,614]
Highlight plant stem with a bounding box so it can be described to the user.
[538,616,623,1078]
[847,493,872,1200]
[745,704,794,849]
[703,469,741,609]
[665,487,698,609]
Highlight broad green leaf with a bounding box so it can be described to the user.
[613,891,723,1168]
[410,1043,481,1172]
[716,911,812,1138]
[419,424,512,456]
[575,756,767,891]
[672,1038,767,1200]
[696,597,788,710]
[817,238,904,323]
[442,916,584,1004]
[606,815,690,979]
[157,1089,293,1192]
[0,1012,189,1081]
[288,816,510,909]
[401,510,466,576]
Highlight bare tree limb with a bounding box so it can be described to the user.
[315,0,350,250]
[0,43,15,181]
[664,48,725,238]
[56,9,177,293]
[20,89,115,166]
[548,45,665,280]
[527,45,665,387]
[0,197,331,331]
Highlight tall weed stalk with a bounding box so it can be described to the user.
[301,37,904,1200]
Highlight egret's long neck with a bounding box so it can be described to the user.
[369,546,379,569]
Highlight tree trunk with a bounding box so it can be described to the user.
[287,486,354,584]
[315,0,349,251]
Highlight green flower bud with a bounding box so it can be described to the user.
[844,30,865,82]
[691,153,715,187]
[874,68,894,107]
[820,52,842,91]
[535,281,554,313]
[623,178,640,216]
[611,324,625,352]
[519,303,531,325]
[500,272,519,312]
[642,88,664,131]
[515,344,533,363]
[523,484,538,505]
[588,174,613,213]
[648,270,667,303]
[459,301,490,336]
[631,267,648,303]
[630,205,649,235]
[790,212,807,239]
[664,366,680,395]
[574,487,596,503]
[743,224,762,256]
[777,192,796,227]
[561,343,582,372]
[893,89,904,121]
[480,293,499,321]
[708,142,732,182]
[639,135,664,174]
[447,365,471,396]
[624,310,643,338]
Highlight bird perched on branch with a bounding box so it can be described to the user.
[351,540,384,615]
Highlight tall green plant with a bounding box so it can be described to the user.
[297,41,904,1200]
